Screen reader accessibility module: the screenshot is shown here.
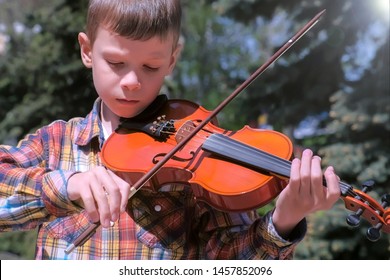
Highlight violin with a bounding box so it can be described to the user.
[101,95,390,240]
[102,95,293,212]
[64,10,389,254]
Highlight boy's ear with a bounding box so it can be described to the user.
[167,43,183,74]
[78,32,93,68]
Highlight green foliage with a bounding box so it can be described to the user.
[0,230,37,259]
[319,38,390,185]
[0,0,92,144]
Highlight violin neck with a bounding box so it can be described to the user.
[202,133,352,196]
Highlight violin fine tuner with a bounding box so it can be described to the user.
[345,180,390,242]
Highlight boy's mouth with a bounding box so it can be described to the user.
[117,98,139,105]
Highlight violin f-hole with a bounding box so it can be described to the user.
[152,151,195,164]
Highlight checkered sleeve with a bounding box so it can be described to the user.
[42,169,81,217]
[199,204,306,259]
[0,129,51,231]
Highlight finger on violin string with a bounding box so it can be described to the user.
[310,155,325,195]
[298,149,314,193]
[323,166,341,203]
[288,158,301,191]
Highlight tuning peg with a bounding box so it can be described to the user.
[381,194,390,208]
[346,208,363,227]
[361,180,375,193]
[345,181,373,227]
[365,194,389,241]
[346,181,376,228]
[367,223,382,242]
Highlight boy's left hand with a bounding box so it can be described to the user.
[272,149,340,238]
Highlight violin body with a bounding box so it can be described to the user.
[101,98,293,212]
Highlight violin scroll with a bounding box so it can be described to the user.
[342,180,390,241]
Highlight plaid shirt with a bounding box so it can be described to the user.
[0,98,306,260]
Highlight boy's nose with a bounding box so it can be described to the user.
[120,71,141,91]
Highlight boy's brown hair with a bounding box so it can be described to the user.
[86,0,181,48]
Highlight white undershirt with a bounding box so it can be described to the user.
[100,101,110,141]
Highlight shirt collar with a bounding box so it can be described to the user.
[74,98,105,147]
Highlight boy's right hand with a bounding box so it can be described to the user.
[67,166,131,228]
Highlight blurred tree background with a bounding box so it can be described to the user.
[0,0,389,259]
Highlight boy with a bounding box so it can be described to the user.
[0,0,340,260]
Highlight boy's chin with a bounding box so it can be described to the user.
[117,112,142,120]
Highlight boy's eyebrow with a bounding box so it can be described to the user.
[148,51,169,59]
[101,48,168,59]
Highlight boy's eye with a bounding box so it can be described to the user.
[144,65,160,72]
[107,61,124,67]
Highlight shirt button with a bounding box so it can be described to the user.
[154,205,162,212]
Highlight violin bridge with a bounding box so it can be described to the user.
[175,120,196,143]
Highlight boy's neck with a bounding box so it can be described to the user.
[100,102,120,137]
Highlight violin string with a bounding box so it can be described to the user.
[204,133,292,177]
[169,122,361,199]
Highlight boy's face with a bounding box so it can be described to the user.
[79,26,179,119]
